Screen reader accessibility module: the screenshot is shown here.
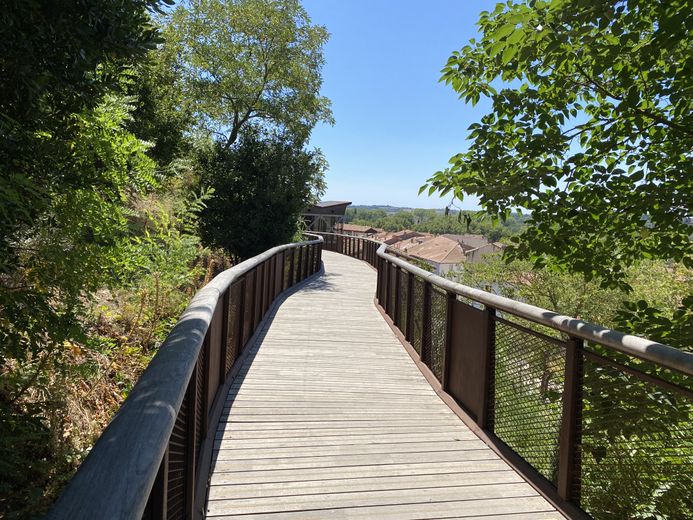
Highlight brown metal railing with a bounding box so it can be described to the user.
[48,235,323,520]
[317,231,693,520]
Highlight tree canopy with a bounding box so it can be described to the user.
[166,0,333,147]
[198,130,326,258]
[423,0,692,291]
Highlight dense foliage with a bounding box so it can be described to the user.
[451,256,691,333]
[0,1,330,516]
[423,0,692,346]
[199,131,326,258]
[165,0,333,147]
[425,0,691,284]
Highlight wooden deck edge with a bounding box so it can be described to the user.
[374,299,591,520]
[194,264,326,519]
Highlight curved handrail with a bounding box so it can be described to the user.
[376,242,693,376]
[314,231,692,376]
[48,234,323,520]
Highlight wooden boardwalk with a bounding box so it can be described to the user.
[206,251,562,519]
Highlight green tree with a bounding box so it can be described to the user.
[126,46,195,166]
[424,0,692,292]
[165,0,333,147]
[0,0,166,267]
[198,130,326,258]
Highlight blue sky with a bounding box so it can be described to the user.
[302,0,493,209]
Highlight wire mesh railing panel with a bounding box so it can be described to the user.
[398,268,408,336]
[225,282,242,375]
[166,390,188,520]
[493,319,566,484]
[429,288,447,383]
[421,284,432,367]
[283,252,291,291]
[292,248,300,285]
[578,354,693,520]
[411,277,424,356]
[388,264,397,316]
[195,358,205,454]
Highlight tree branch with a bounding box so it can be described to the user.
[572,62,693,136]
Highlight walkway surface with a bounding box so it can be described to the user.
[206,251,562,519]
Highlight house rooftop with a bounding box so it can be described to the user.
[315,200,352,208]
[342,224,378,233]
[402,236,466,264]
[441,233,490,251]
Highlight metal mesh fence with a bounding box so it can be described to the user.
[398,268,408,336]
[578,354,693,520]
[166,390,188,519]
[493,319,566,484]
[388,264,397,316]
[292,248,300,285]
[195,357,205,455]
[225,282,242,375]
[411,277,424,355]
[283,251,292,290]
[429,288,447,383]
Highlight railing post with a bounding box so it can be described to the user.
[289,248,295,287]
[557,337,583,502]
[479,306,496,430]
[442,291,455,391]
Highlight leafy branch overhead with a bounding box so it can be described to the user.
[423,0,692,290]
[166,0,333,147]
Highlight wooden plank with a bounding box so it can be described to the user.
[207,502,561,520]
[205,251,562,519]
[208,470,525,500]
[213,440,489,461]
[206,482,539,515]
[209,459,516,485]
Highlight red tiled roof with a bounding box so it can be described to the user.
[401,236,466,264]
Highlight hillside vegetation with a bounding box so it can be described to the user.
[0,1,328,516]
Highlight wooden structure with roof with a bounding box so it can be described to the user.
[302,200,351,233]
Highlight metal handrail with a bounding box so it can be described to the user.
[48,234,323,520]
[378,243,693,376]
[315,231,692,376]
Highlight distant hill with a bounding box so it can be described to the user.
[351,205,445,215]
